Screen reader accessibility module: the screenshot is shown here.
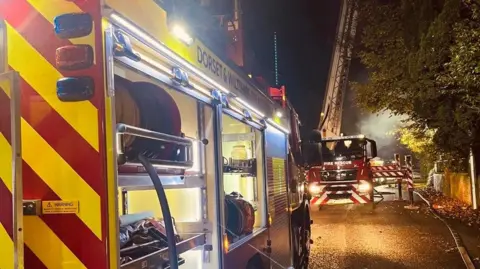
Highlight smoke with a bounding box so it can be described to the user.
[357,112,407,159]
[342,59,410,160]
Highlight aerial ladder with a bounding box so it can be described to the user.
[318,0,358,137]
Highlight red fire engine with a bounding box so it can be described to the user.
[306,135,378,207]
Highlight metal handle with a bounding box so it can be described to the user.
[116,123,194,169]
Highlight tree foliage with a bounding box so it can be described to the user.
[353,0,480,161]
[396,126,438,174]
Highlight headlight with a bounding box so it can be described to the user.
[309,184,321,194]
[358,182,371,192]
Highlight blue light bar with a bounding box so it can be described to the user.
[54,13,93,39]
[57,77,94,102]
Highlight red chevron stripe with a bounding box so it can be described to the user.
[25,245,48,269]
[0,178,13,239]
[0,87,11,142]
[23,162,107,269]
[18,77,104,196]
[0,0,101,108]
[0,88,13,239]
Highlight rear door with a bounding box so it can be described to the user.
[0,19,23,269]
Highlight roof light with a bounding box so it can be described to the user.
[275,110,283,118]
[54,13,93,39]
[56,45,94,70]
[57,77,94,102]
[171,24,193,46]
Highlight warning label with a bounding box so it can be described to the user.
[42,200,79,214]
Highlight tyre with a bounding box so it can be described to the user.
[301,210,311,268]
[292,203,311,269]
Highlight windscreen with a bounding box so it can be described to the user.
[321,138,366,162]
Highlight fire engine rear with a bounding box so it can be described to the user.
[306,135,377,207]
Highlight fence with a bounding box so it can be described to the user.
[441,171,473,206]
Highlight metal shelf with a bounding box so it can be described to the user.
[118,173,205,191]
[120,233,206,269]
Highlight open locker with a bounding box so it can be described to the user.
[105,19,223,266]
[112,63,213,269]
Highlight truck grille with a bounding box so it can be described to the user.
[320,170,357,182]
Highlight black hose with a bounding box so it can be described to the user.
[138,154,179,269]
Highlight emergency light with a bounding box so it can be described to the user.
[56,45,94,70]
[54,13,93,39]
[57,77,94,102]
[171,24,194,46]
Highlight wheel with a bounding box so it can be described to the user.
[299,211,311,268]
[292,222,301,268]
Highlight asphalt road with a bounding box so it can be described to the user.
[308,200,466,269]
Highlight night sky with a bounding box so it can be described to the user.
[241,0,341,135]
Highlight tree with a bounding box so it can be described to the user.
[396,126,437,174]
[353,0,480,164]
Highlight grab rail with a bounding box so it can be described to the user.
[116,123,194,169]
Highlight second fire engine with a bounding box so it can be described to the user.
[306,134,378,207]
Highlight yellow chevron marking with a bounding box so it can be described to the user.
[0,83,15,269]
[22,119,102,239]
[0,77,11,97]
[26,0,96,56]
[0,134,12,192]
[6,23,99,151]
[25,216,86,269]
[0,224,14,269]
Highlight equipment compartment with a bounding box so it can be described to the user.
[221,114,267,246]
[112,60,212,268]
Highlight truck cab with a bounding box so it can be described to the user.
[305,135,377,206]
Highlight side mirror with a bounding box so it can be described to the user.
[301,141,323,166]
[369,140,377,158]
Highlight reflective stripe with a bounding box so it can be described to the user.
[0,135,12,192]
[7,23,99,151]
[0,225,14,269]
[21,119,102,239]
[24,217,86,269]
